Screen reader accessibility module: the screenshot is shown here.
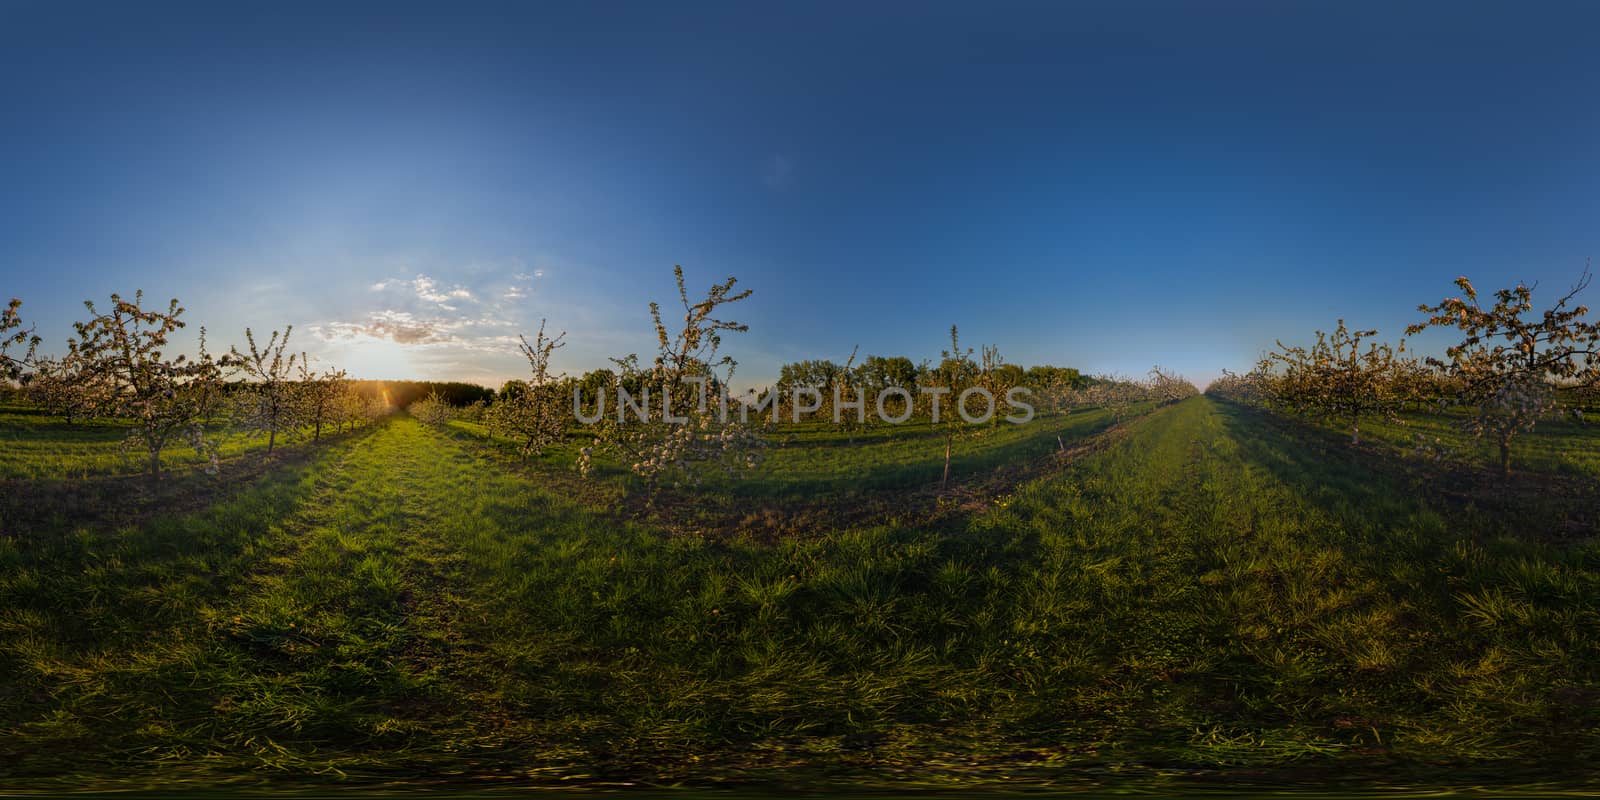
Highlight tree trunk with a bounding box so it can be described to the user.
[315,419,322,441]
[1350,415,1361,444]
[147,448,161,482]
[267,428,276,454]
[1499,435,1512,475]
[941,433,952,490]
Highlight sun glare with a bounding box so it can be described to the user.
[335,337,416,383]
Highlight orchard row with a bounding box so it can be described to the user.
[1208,269,1600,473]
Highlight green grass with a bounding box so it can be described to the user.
[1290,403,1600,481]
[1,398,1597,793]
[0,403,364,480]
[445,404,1144,502]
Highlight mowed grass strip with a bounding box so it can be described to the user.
[1,401,1597,790]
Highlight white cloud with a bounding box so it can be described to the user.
[502,269,543,301]
[370,273,476,307]
[311,310,454,345]
[410,274,474,305]
[310,308,524,353]
[324,265,570,378]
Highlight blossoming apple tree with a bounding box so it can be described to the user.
[230,327,300,453]
[576,266,766,492]
[488,319,570,456]
[70,291,234,480]
[1259,320,1414,444]
[1406,269,1600,473]
[1,298,40,383]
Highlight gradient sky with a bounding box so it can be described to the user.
[4,1,1600,389]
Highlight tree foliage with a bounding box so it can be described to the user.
[1406,269,1600,472]
[1081,374,1144,422]
[1,298,41,383]
[70,291,232,479]
[1205,367,1269,406]
[488,319,569,456]
[295,356,349,441]
[1259,320,1414,443]
[577,266,766,492]
[230,327,299,453]
[1146,365,1200,405]
[24,344,110,424]
[408,391,454,426]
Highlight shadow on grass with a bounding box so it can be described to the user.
[1210,398,1596,542]
[5,409,1598,793]
[440,410,1122,500]
[429,408,1132,542]
[0,421,387,539]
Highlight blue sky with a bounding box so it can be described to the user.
[4,1,1599,389]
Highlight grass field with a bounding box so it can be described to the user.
[0,404,308,481]
[1,397,1598,793]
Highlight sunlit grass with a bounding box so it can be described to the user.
[0,403,357,480]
